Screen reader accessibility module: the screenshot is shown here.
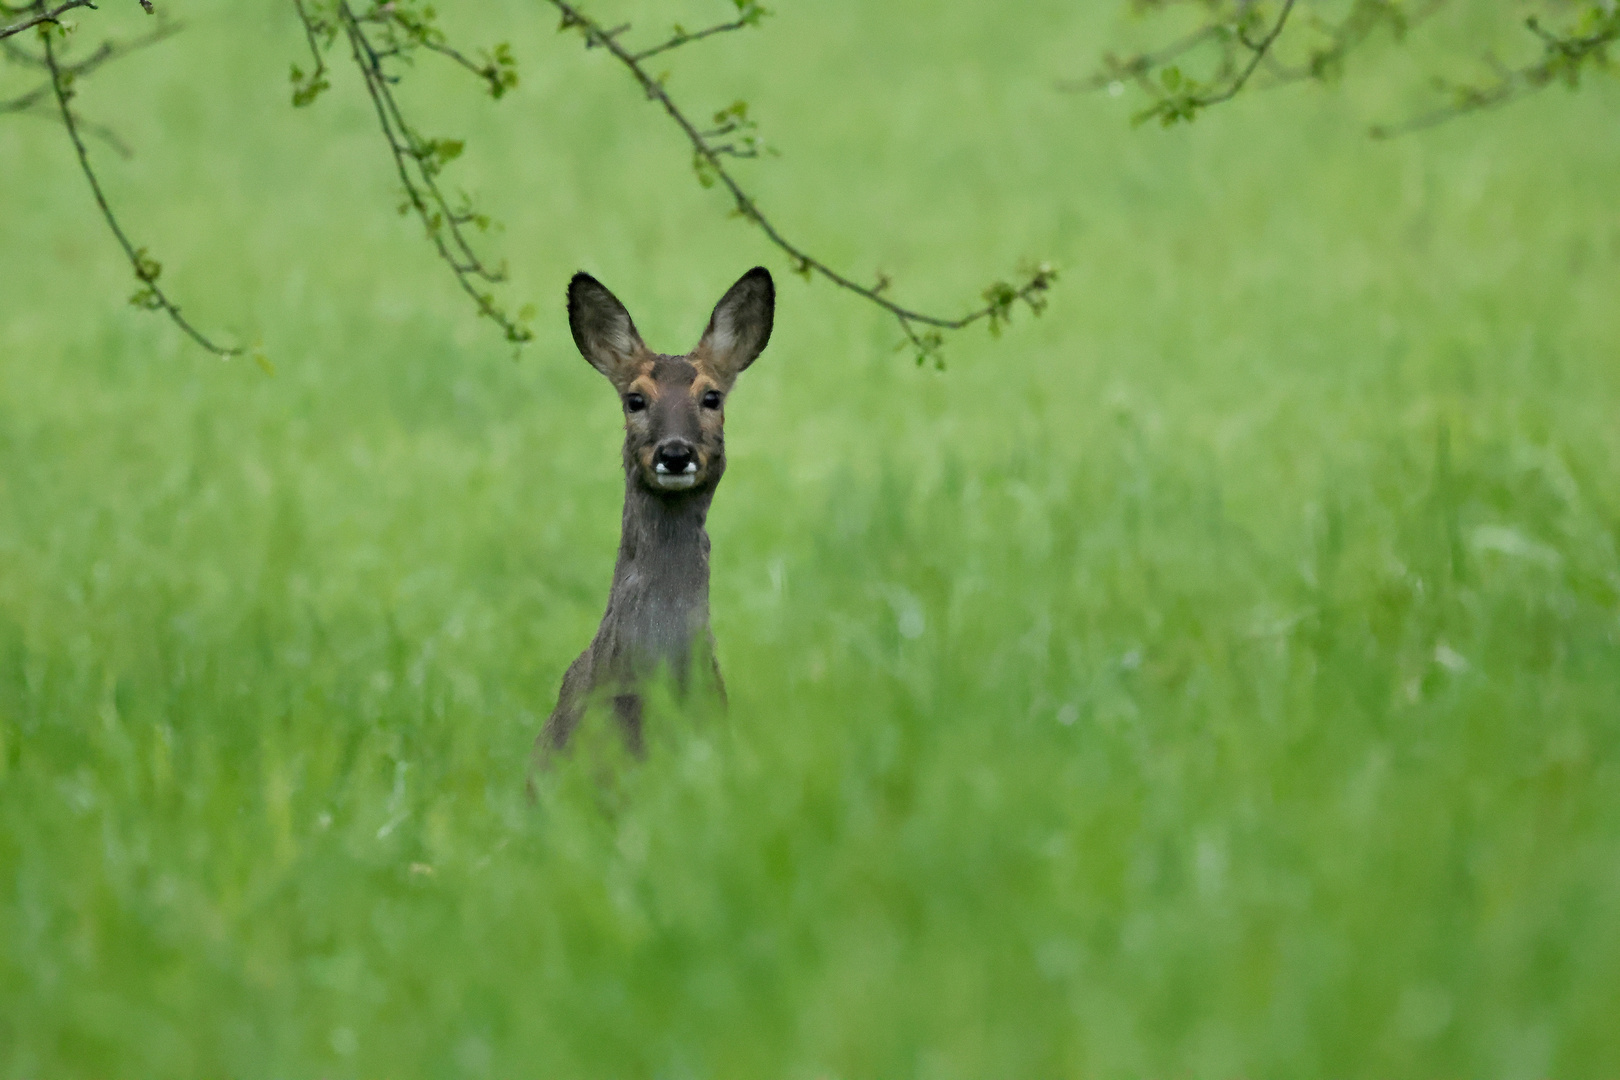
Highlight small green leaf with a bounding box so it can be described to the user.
[692,151,718,188]
[130,248,162,283]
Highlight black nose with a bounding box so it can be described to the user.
[655,440,695,472]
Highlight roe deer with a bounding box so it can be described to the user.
[537,267,775,758]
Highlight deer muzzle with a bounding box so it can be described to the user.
[651,438,700,490]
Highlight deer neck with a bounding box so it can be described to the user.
[599,477,716,671]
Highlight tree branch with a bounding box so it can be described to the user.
[14,0,1052,363]
[350,1,518,99]
[1198,0,1297,104]
[1371,12,1620,138]
[2,16,180,132]
[1116,0,1299,126]
[0,0,93,42]
[630,6,764,64]
[40,18,239,356]
[548,0,1055,364]
[1,14,178,70]
[1075,0,1615,137]
[299,0,533,343]
[1256,0,1446,89]
[3,97,132,155]
[1058,23,1220,93]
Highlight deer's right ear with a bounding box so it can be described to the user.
[567,273,648,386]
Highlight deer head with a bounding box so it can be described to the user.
[567,267,775,495]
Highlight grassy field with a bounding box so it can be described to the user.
[3,1,1619,1076]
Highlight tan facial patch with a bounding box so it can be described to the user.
[689,357,734,394]
[624,365,659,401]
[690,373,722,402]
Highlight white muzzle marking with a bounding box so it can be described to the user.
[653,460,700,490]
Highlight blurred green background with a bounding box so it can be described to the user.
[2,1,1618,1076]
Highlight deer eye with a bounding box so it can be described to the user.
[701,390,723,410]
[624,393,648,413]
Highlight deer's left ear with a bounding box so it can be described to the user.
[694,267,774,385]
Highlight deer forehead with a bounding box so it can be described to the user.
[627,356,723,400]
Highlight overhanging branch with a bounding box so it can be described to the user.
[547,0,1055,366]
[1372,12,1620,137]
[291,0,534,344]
[39,17,239,356]
[1070,0,1615,138]
[2,15,180,155]
[1,0,95,42]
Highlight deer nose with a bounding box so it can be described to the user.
[654,439,696,474]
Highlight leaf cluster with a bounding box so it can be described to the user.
[1073,0,1619,137]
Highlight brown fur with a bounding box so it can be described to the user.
[536,268,775,759]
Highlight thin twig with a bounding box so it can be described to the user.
[548,0,1055,349]
[1058,24,1220,92]
[416,37,488,76]
[1094,0,1299,126]
[1072,0,1615,138]
[41,21,239,356]
[286,0,334,105]
[1258,0,1447,87]
[351,3,517,99]
[328,0,532,342]
[0,0,93,41]
[1372,14,1620,137]
[4,98,131,154]
[2,16,178,68]
[631,14,757,63]
[1,17,180,116]
[1191,0,1298,108]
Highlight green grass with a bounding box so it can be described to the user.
[3,1,1619,1076]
